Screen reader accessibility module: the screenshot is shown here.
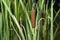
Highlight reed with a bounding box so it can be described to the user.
[1,0,60,40]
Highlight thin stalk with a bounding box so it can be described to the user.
[50,0,53,40]
[14,0,17,18]
[36,7,40,40]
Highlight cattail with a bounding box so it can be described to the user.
[31,8,36,28]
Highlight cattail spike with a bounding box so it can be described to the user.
[31,8,36,28]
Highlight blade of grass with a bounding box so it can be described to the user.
[14,0,18,19]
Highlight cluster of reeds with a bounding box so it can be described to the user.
[1,0,60,40]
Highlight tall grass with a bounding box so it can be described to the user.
[1,0,60,40]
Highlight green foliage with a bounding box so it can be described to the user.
[1,0,60,40]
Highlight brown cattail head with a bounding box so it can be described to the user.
[31,8,36,28]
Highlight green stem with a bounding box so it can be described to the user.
[50,0,53,40]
